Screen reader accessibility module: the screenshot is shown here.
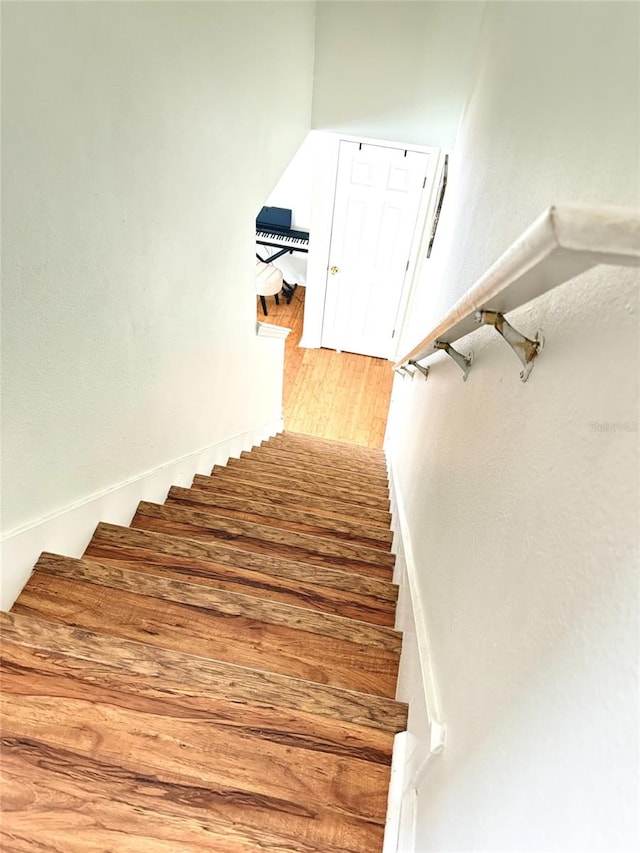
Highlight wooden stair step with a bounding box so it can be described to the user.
[251,442,389,484]
[226,456,389,502]
[16,558,401,697]
[86,523,397,627]
[4,741,369,853]
[210,464,390,512]
[270,431,386,465]
[156,497,394,567]
[192,473,392,528]
[167,485,393,551]
[132,501,395,579]
[251,440,388,475]
[35,553,401,652]
[238,449,389,492]
[0,613,407,734]
[264,437,387,473]
[2,633,392,851]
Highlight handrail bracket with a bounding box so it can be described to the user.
[394,365,415,380]
[409,360,430,380]
[475,310,543,382]
[433,342,473,381]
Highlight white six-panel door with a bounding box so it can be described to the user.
[321,142,430,359]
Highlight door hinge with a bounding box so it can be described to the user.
[392,329,395,338]
[406,260,410,271]
[423,176,427,189]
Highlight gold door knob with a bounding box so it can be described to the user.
[330,265,339,275]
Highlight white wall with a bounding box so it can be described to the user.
[312,1,484,148]
[387,2,639,850]
[260,132,316,287]
[1,4,314,579]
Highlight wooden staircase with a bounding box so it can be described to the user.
[1,432,406,853]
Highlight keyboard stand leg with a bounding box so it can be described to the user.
[282,281,298,304]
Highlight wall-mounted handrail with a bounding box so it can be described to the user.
[393,205,640,379]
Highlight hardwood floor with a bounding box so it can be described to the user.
[257,288,394,448]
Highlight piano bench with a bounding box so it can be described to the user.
[255,260,284,316]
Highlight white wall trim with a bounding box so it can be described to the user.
[0,419,283,610]
[387,451,444,729]
[384,447,446,852]
[256,321,291,340]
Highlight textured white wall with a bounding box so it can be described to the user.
[312,1,484,147]
[1,2,314,534]
[387,2,639,850]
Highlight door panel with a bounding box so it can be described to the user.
[321,142,430,359]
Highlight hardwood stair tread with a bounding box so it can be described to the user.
[167,484,393,550]
[238,449,389,491]
[85,523,396,627]
[272,431,386,463]
[209,464,390,512]
[0,612,408,733]
[1,620,395,764]
[2,743,385,853]
[15,563,401,697]
[153,500,395,569]
[131,501,394,579]
[192,473,392,528]
[88,522,397,602]
[257,442,388,478]
[159,494,393,564]
[2,651,391,851]
[226,457,389,509]
[35,553,401,651]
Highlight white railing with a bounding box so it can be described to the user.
[394,205,640,381]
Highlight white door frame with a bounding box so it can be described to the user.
[300,132,443,359]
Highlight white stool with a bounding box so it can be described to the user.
[255,260,283,316]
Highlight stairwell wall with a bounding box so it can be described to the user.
[311,1,485,148]
[386,2,639,850]
[1,2,315,607]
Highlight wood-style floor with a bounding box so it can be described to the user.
[257,288,394,448]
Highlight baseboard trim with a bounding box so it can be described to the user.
[383,450,445,852]
[0,419,283,610]
[387,452,444,731]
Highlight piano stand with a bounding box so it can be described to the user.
[282,281,297,304]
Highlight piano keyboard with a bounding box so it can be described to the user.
[256,228,310,253]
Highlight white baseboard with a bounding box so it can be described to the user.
[0,419,283,611]
[383,451,446,853]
